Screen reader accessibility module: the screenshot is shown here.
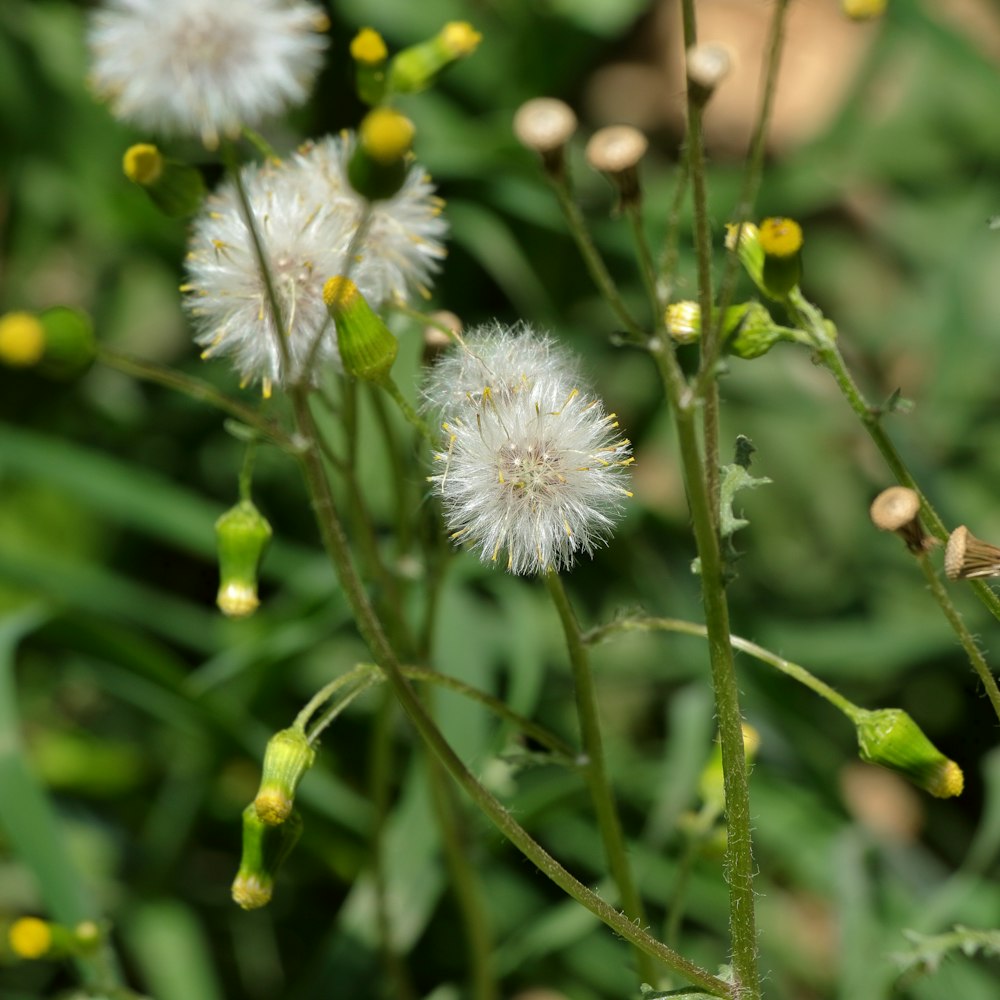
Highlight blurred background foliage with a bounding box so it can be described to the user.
[2,0,1000,998]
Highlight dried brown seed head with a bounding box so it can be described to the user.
[944,524,1000,580]
[870,487,928,553]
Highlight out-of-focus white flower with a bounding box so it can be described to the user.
[425,324,633,575]
[183,135,447,393]
[87,0,329,147]
[290,134,447,306]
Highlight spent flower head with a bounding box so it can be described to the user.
[425,323,633,575]
[183,134,446,392]
[87,0,329,148]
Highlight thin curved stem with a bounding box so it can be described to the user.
[544,570,654,985]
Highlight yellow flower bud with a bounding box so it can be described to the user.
[387,21,481,95]
[855,708,963,798]
[123,143,205,218]
[758,217,803,299]
[215,499,272,618]
[350,27,387,65]
[9,918,51,960]
[232,805,303,910]
[347,108,415,200]
[323,276,398,384]
[0,312,46,367]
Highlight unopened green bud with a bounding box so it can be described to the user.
[5,917,101,962]
[725,301,804,359]
[254,727,316,825]
[664,300,701,345]
[215,500,272,618]
[123,143,205,218]
[758,217,803,299]
[387,21,481,95]
[350,28,388,105]
[855,708,963,798]
[347,107,415,200]
[725,221,763,286]
[232,805,303,910]
[323,276,398,383]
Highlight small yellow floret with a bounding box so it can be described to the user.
[123,143,163,186]
[842,0,887,21]
[217,582,260,618]
[359,107,415,164]
[323,276,360,312]
[254,789,293,825]
[759,217,803,258]
[350,27,388,65]
[9,918,52,960]
[232,873,273,910]
[0,312,45,367]
[440,21,482,57]
[928,760,964,798]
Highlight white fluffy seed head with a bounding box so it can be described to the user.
[425,323,633,575]
[87,0,329,147]
[183,134,447,392]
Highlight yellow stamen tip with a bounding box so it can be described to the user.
[360,107,415,164]
[122,143,163,185]
[322,276,360,311]
[758,217,803,258]
[440,21,482,57]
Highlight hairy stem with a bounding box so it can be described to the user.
[544,570,654,985]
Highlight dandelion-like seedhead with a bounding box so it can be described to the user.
[184,134,446,392]
[87,0,329,147]
[425,324,633,575]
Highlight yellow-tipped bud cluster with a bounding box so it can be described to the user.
[323,276,398,384]
[215,499,272,618]
[123,143,205,218]
[855,708,963,798]
[5,917,102,962]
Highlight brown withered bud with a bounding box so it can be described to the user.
[585,125,648,207]
[869,487,930,554]
[944,525,1000,580]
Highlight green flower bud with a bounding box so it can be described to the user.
[350,27,388,105]
[215,499,272,618]
[664,300,701,344]
[855,708,963,798]
[4,917,101,961]
[254,727,316,825]
[387,21,481,96]
[232,805,303,910]
[323,276,398,384]
[726,301,805,359]
[123,143,206,218]
[725,221,764,288]
[347,107,415,201]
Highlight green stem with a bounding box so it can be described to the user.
[544,570,654,985]
[288,386,730,997]
[380,374,432,442]
[650,347,760,1000]
[627,202,661,321]
[97,347,287,446]
[915,552,1000,724]
[585,615,862,722]
[548,177,647,342]
[658,153,690,300]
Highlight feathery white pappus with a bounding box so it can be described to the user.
[183,134,447,394]
[424,324,634,575]
[87,0,329,148]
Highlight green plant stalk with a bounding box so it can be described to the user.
[548,177,647,342]
[544,570,654,985]
[915,552,1000,723]
[422,695,499,1000]
[370,688,419,1000]
[627,202,661,321]
[789,288,1000,626]
[651,347,760,1000]
[369,384,415,556]
[380,373,432,442]
[657,155,690,301]
[97,347,288,446]
[585,615,862,722]
[696,0,791,392]
[288,386,731,997]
